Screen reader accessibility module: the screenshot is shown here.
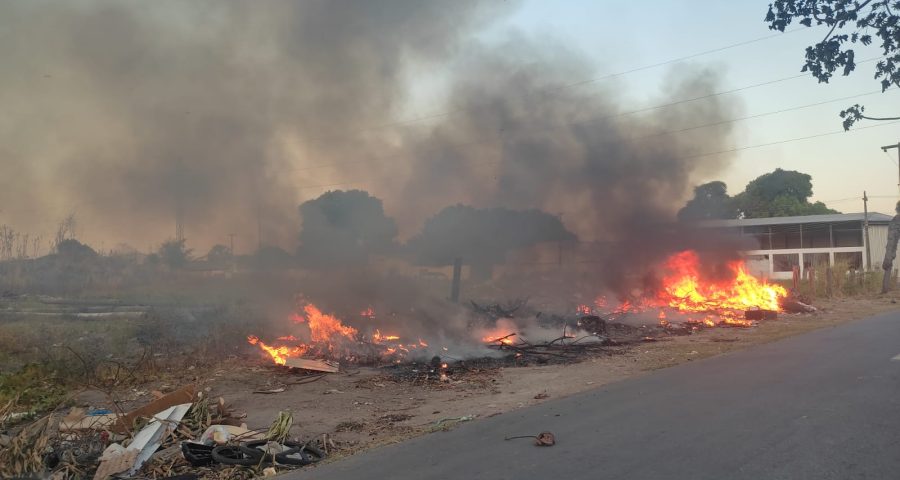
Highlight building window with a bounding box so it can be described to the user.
[773,253,800,272]
[801,224,830,248]
[770,225,801,249]
[742,226,770,249]
[834,251,863,270]
[803,252,830,269]
[832,221,863,247]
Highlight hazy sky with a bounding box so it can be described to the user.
[500,0,900,214]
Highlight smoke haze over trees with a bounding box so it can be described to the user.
[0,0,744,289]
[297,190,397,268]
[406,205,575,279]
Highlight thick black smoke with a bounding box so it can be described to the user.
[0,1,741,292]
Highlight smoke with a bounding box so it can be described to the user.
[0,0,514,249]
[0,0,741,290]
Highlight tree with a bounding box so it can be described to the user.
[734,168,839,218]
[207,244,232,266]
[679,169,839,220]
[254,245,294,269]
[406,205,576,280]
[677,181,738,221]
[55,238,97,259]
[297,190,398,268]
[158,239,192,268]
[766,0,900,129]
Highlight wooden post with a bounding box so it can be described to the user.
[826,266,833,297]
[807,266,815,296]
[449,257,462,303]
[792,265,800,291]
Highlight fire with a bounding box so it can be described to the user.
[248,302,432,365]
[576,304,592,315]
[297,303,358,343]
[658,251,785,314]
[247,335,308,366]
[372,329,400,343]
[482,333,516,345]
[593,250,786,328]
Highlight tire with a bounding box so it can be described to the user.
[211,445,264,466]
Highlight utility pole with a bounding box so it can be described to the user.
[881,142,900,189]
[256,204,262,253]
[863,191,872,270]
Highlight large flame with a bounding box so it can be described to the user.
[659,250,786,313]
[591,250,786,328]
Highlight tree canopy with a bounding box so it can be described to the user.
[677,181,739,221]
[406,205,575,277]
[297,190,398,268]
[678,168,839,220]
[766,0,900,129]
[158,239,192,268]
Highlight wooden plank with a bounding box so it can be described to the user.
[283,357,339,373]
[110,384,196,434]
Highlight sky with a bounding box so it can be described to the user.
[2,0,900,254]
[500,0,900,215]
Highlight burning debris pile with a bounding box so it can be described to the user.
[587,250,790,329]
[245,250,807,374]
[247,302,432,367]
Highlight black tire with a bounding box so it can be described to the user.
[211,445,264,466]
[275,444,326,466]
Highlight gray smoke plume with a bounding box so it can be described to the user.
[0,0,741,291]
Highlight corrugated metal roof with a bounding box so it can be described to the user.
[698,212,894,228]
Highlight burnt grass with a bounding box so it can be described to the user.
[378,318,669,386]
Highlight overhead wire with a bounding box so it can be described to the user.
[363,28,806,132]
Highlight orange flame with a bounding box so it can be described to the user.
[658,251,785,314]
[247,335,308,365]
[594,250,786,328]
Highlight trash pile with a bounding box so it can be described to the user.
[0,385,326,479]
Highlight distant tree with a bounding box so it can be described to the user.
[679,169,839,220]
[158,239,192,268]
[734,168,839,218]
[677,181,738,221]
[254,245,294,269]
[207,244,232,266]
[407,205,576,280]
[55,238,97,259]
[766,0,900,129]
[51,213,77,253]
[297,190,398,268]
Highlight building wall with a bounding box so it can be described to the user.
[867,224,896,270]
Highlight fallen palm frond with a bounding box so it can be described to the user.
[0,414,52,478]
[266,410,293,443]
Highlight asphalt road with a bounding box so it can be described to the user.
[290,311,900,480]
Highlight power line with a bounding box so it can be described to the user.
[289,56,886,176]
[679,119,900,161]
[354,28,806,132]
[291,120,900,193]
[289,86,892,185]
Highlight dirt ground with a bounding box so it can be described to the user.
[69,296,895,469]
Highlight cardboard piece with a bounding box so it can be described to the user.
[283,358,339,373]
[111,384,196,433]
[93,403,192,479]
[59,408,117,432]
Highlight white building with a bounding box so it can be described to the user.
[700,212,896,280]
